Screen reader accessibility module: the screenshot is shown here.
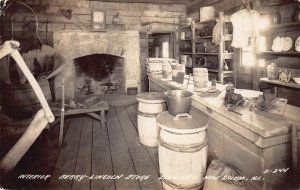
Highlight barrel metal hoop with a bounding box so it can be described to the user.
[163,178,203,190]
[137,110,160,117]
[138,101,166,104]
[161,126,207,135]
[158,135,208,153]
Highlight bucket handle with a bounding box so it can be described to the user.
[173,113,192,120]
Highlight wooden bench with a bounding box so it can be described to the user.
[50,100,109,146]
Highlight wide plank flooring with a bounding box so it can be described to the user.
[47,104,162,190]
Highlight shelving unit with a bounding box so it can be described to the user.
[176,21,194,70]
[176,12,235,84]
[254,1,300,106]
[256,20,300,90]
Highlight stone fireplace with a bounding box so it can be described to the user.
[74,54,124,95]
[52,31,141,100]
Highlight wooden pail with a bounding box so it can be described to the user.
[157,110,208,190]
[137,92,167,147]
[1,78,52,119]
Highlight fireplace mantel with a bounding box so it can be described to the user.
[52,31,141,99]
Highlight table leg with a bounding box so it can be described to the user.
[100,110,106,129]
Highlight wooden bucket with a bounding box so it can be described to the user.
[137,92,167,147]
[1,78,52,119]
[157,110,208,190]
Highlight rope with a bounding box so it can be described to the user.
[159,134,208,153]
[240,0,251,11]
[137,110,160,117]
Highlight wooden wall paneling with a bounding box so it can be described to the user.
[46,7,92,15]
[48,0,90,8]
[89,1,185,12]
[1,0,185,93]
[90,0,189,4]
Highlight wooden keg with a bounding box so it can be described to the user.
[136,92,167,147]
[1,78,52,119]
[193,68,208,88]
[157,110,208,190]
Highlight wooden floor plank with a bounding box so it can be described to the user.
[47,104,161,190]
[125,103,160,174]
[91,118,115,190]
[145,147,160,175]
[72,116,93,190]
[47,117,84,190]
[125,104,138,131]
[116,107,161,190]
[107,107,140,190]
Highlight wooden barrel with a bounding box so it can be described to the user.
[1,78,52,119]
[137,92,167,147]
[157,110,208,190]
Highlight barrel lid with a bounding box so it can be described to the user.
[157,110,208,133]
[136,92,166,103]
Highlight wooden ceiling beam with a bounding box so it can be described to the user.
[89,0,192,4]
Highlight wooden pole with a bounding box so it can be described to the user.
[59,78,65,147]
[0,110,48,173]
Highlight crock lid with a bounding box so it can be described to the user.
[136,92,166,103]
[157,110,208,133]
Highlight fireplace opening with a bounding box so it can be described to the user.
[73,54,124,96]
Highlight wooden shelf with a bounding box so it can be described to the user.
[178,39,192,42]
[208,69,234,74]
[196,36,212,40]
[195,18,217,25]
[257,51,300,56]
[207,69,219,73]
[260,78,300,90]
[264,22,300,30]
[180,25,192,30]
[195,52,218,55]
[180,52,193,55]
[259,22,300,35]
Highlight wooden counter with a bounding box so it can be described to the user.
[148,74,300,190]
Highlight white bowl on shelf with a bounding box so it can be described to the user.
[293,78,300,84]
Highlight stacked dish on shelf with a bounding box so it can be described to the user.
[271,36,293,52]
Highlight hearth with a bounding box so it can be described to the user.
[74,53,124,96]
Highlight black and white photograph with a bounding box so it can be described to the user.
[0,0,299,190]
